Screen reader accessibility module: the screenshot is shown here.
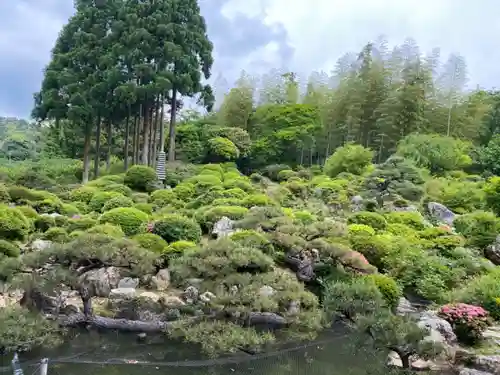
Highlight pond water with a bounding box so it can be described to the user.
[0,328,396,375]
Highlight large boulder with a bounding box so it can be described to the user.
[150,269,170,291]
[417,311,457,345]
[428,202,456,226]
[485,235,500,265]
[78,267,121,297]
[212,216,235,238]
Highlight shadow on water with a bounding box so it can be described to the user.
[0,327,404,375]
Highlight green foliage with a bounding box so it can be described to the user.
[230,230,274,254]
[324,143,374,177]
[34,215,55,232]
[197,205,249,231]
[384,211,425,230]
[0,240,21,258]
[132,233,168,253]
[484,176,500,216]
[133,203,153,215]
[0,183,10,202]
[42,227,69,243]
[164,240,199,257]
[60,203,80,216]
[88,191,124,212]
[397,133,472,173]
[364,274,402,310]
[206,137,239,162]
[124,165,157,192]
[348,211,387,230]
[0,205,30,241]
[153,214,202,243]
[426,177,485,213]
[67,217,97,232]
[102,195,134,211]
[454,211,500,249]
[86,224,125,238]
[98,207,149,236]
[150,189,176,207]
[70,186,98,203]
[99,183,133,197]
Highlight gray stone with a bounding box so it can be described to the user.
[396,297,418,316]
[118,277,139,289]
[351,195,363,204]
[30,239,53,252]
[417,311,457,345]
[428,202,456,225]
[199,291,216,303]
[259,285,275,297]
[471,355,500,374]
[485,235,500,265]
[109,288,136,299]
[287,301,300,315]
[139,291,161,302]
[160,296,185,307]
[79,266,121,297]
[230,285,239,295]
[212,216,234,238]
[151,269,170,291]
[459,369,492,375]
[183,286,199,303]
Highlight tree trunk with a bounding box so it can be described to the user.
[82,123,92,183]
[141,103,150,165]
[106,120,112,172]
[151,98,160,167]
[168,87,178,162]
[93,117,101,179]
[124,112,130,170]
[159,94,166,152]
[132,116,138,166]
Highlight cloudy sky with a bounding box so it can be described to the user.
[0,0,498,118]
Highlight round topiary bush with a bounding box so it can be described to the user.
[98,207,149,236]
[132,233,168,253]
[131,192,150,204]
[102,195,134,212]
[86,223,125,238]
[364,273,402,310]
[153,214,202,243]
[150,189,176,207]
[324,143,374,177]
[67,217,97,232]
[42,227,69,243]
[100,183,133,197]
[32,198,62,214]
[229,230,274,254]
[124,165,157,192]
[60,203,80,216]
[0,184,10,203]
[133,203,153,215]
[198,205,249,231]
[69,186,98,203]
[34,215,56,232]
[0,205,30,241]
[0,240,21,258]
[348,211,387,231]
[17,206,38,220]
[206,137,239,162]
[88,192,124,212]
[384,211,425,230]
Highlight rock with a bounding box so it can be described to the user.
[428,202,456,225]
[471,355,500,374]
[392,205,418,212]
[199,291,216,303]
[259,285,275,297]
[396,297,418,316]
[150,269,170,291]
[118,277,139,289]
[61,304,80,314]
[230,285,239,295]
[351,195,363,212]
[160,296,185,307]
[287,301,300,315]
[30,239,53,252]
[137,333,147,341]
[79,267,121,297]
[212,216,234,238]
[42,213,63,218]
[387,351,441,371]
[0,295,6,308]
[140,291,161,302]
[485,235,500,265]
[417,311,457,345]
[311,248,320,261]
[109,288,136,299]
[183,286,199,304]
[459,369,492,375]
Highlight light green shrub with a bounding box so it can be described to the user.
[98,207,149,236]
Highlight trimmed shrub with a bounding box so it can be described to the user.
[67,217,97,232]
[454,211,500,249]
[131,192,150,204]
[348,211,387,231]
[124,165,157,192]
[241,194,273,208]
[17,206,38,220]
[42,227,69,243]
[60,203,80,216]
[348,224,376,236]
[438,303,490,345]
[32,198,62,214]
[164,240,198,258]
[172,183,196,200]
[132,233,168,253]
[229,230,273,254]
[324,143,374,177]
[0,205,30,241]
[86,223,124,238]
[365,274,402,310]
[69,186,98,203]
[198,205,249,231]
[384,211,425,230]
[133,203,153,215]
[0,184,10,202]
[100,183,132,197]
[153,214,202,243]
[88,192,123,213]
[98,207,149,236]
[150,190,176,207]
[0,240,21,258]
[34,215,55,232]
[102,196,134,212]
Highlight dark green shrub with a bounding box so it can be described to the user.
[88,191,123,212]
[348,211,387,231]
[150,190,176,207]
[0,205,30,241]
[124,165,157,192]
[454,211,500,249]
[262,164,291,181]
[100,183,132,197]
[42,227,69,243]
[32,198,62,214]
[0,240,21,258]
[54,215,69,228]
[230,230,273,254]
[364,273,402,309]
[102,196,134,211]
[324,143,374,177]
[153,214,202,243]
[132,233,168,253]
[98,207,149,236]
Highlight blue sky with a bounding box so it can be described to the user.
[0,0,499,118]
